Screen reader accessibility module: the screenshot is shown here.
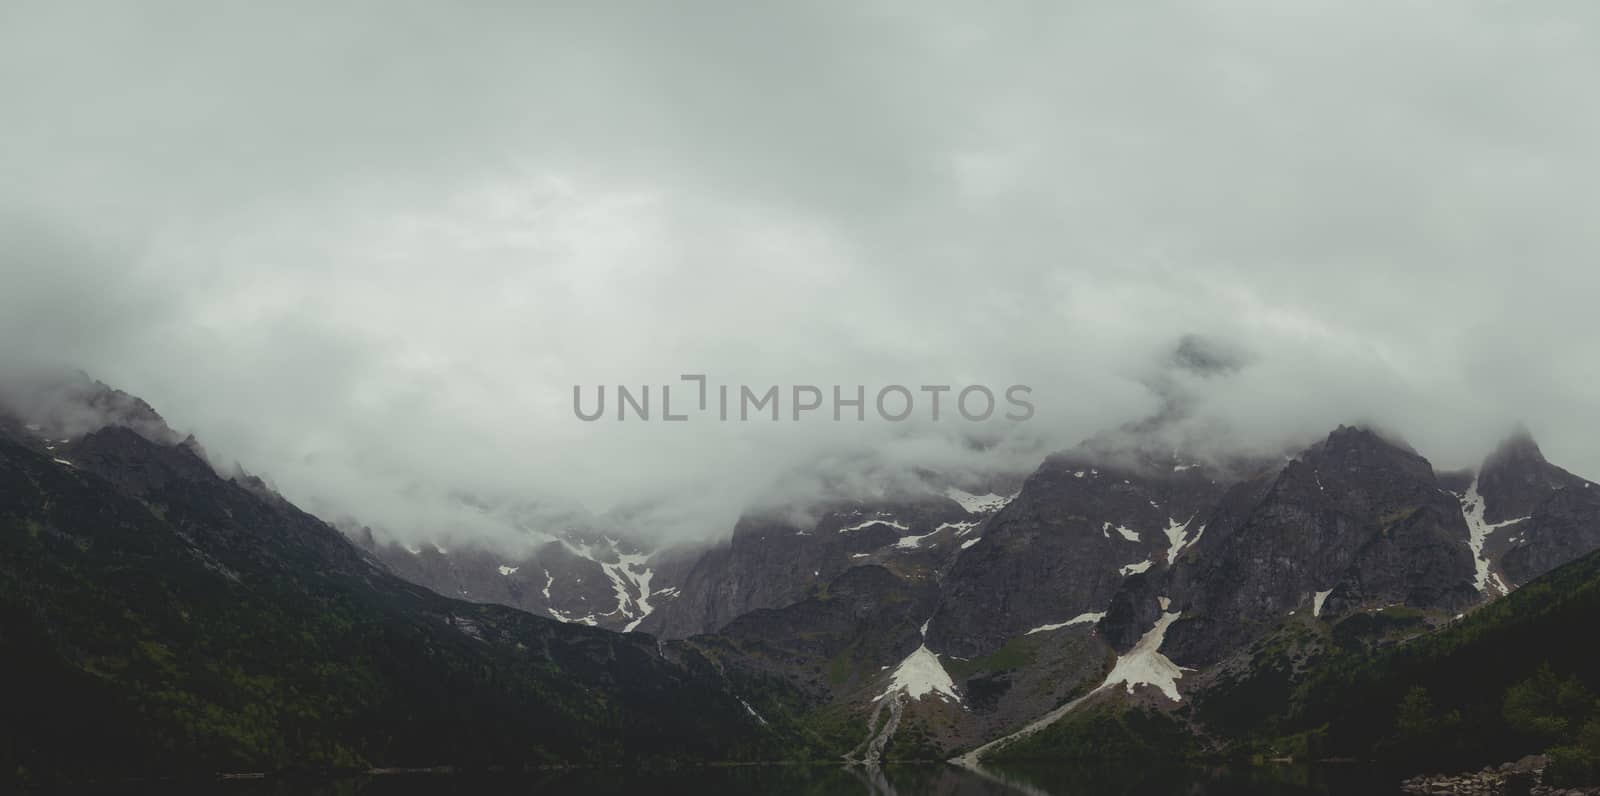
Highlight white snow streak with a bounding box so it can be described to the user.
[1119,559,1153,576]
[1162,516,1199,564]
[896,521,977,549]
[547,607,598,626]
[622,554,657,632]
[739,697,770,726]
[497,565,519,576]
[944,488,1014,514]
[1025,612,1105,635]
[1103,522,1140,542]
[839,517,909,534]
[1459,477,1529,595]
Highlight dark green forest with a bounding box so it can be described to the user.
[0,430,817,787]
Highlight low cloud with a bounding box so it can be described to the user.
[3,2,1598,552]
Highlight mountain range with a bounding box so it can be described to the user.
[4,371,1600,787]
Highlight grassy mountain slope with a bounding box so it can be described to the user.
[0,428,809,786]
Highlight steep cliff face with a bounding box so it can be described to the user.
[638,487,1015,639]
[1497,484,1600,585]
[1158,427,1479,665]
[1469,432,1600,588]
[927,451,1235,659]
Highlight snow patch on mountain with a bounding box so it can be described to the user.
[875,646,961,704]
[622,556,657,632]
[1103,522,1140,542]
[894,532,934,549]
[955,607,1187,767]
[1313,588,1333,617]
[875,620,961,705]
[944,520,979,536]
[1102,610,1189,701]
[896,520,979,550]
[944,488,1014,515]
[1119,559,1153,576]
[1459,477,1529,594]
[1025,612,1105,635]
[839,517,909,534]
[547,607,598,626]
[1163,516,1200,564]
[557,538,659,630]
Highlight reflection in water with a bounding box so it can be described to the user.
[972,761,1404,796]
[81,762,1404,795]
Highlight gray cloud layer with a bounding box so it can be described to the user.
[4,2,1598,550]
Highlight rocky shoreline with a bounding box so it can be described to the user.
[1401,755,1600,796]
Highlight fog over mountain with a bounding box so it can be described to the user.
[3,2,1599,551]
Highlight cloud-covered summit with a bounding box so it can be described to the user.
[3,2,1597,550]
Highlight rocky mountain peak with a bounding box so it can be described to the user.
[1160,423,1479,666]
[1301,425,1434,493]
[1481,426,1548,477]
[1476,426,1584,525]
[0,369,182,446]
[1317,424,1417,456]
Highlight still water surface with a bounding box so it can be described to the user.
[139,762,1405,795]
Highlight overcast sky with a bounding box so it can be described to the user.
[4,2,1599,551]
